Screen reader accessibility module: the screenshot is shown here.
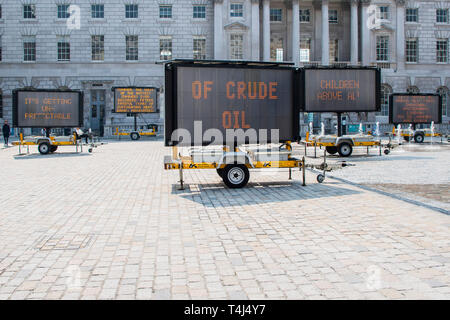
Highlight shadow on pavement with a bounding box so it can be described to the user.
[13,152,93,160]
[172,180,362,207]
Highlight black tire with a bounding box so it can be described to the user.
[326,146,338,155]
[222,164,250,189]
[384,149,390,155]
[337,142,353,157]
[414,133,424,143]
[38,142,51,155]
[50,145,58,153]
[317,174,325,183]
[404,136,411,142]
[216,168,224,178]
[130,133,140,141]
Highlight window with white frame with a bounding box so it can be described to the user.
[299,9,310,23]
[300,38,311,62]
[437,39,448,63]
[91,35,104,61]
[230,34,243,60]
[57,4,70,19]
[160,36,172,60]
[406,8,418,23]
[270,8,282,22]
[276,48,284,62]
[159,5,172,19]
[376,36,389,61]
[193,37,206,60]
[328,10,338,23]
[23,4,36,19]
[437,87,448,117]
[406,38,418,63]
[377,6,390,20]
[126,35,138,61]
[329,39,339,62]
[57,37,70,61]
[193,5,206,19]
[230,3,243,18]
[125,4,138,18]
[436,9,449,23]
[91,4,104,18]
[380,85,391,116]
[23,37,36,61]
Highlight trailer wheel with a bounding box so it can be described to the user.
[50,145,58,153]
[216,168,224,178]
[222,164,250,189]
[38,142,51,155]
[326,146,338,155]
[317,174,325,183]
[404,136,410,142]
[130,132,140,141]
[384,149,390,155]
[414,133,424,143]
[337,142,353,157]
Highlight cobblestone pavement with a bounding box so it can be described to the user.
[0,140,449,300]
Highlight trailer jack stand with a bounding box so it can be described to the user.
[178,164,185,190]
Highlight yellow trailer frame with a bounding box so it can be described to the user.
[13,133,95,155]
[113,127,157,140]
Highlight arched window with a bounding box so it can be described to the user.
[437,87,448,117]
[380,84,392,116]
[407,86,420,94]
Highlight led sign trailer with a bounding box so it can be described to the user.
[113,87,158,113]
[302,67,381,112]
[13,89,83,128]
[165,61,299,146]
[389,94,442,124]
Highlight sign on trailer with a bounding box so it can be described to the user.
[389,94,442,124]
[13,89,83,128]
[113,87,158,113]
[302,67,381,112]
[165,62,298,146]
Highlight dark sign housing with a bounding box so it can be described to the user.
[389,94,442,124]
[13,89,83,128]
[301,67,381,112]
[165,60,299,146]
[113,87,158,113]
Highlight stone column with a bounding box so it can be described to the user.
[350,0,359,65]
[396,0,406,71]
[360,0,371,66]
[263,0,271,61]
[292,0,300,65]
[214,0,224,60]
[251,0,260,61]
[321,0,330,65]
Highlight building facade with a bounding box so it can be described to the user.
[0,0,449,136]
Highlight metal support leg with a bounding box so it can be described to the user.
[178,164,185,190]
[323,148,327,178]
[304,142,307,157]
[314,143,317,158]
[302,156,306,187]
[289,168,292,180]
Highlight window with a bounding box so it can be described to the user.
[91,35,104,61]
[230,3,243,18]
[329,10,338,23]
[406,8,418,23]
[270,37,283,61]
[437,39,448,63]
[159,5,172,19]
[193,5,206,19]
[329,39,339,62]
[436,9,449,23]
[57,37,70,61]
[437,87,448,117]
[0,36,2,62]
[377,6,390,20]
[23,5,36,19]
[193,37,206,60]
[376,36,389,61]
[23,37,36,62]
[406,39,418,63]
[0,5,2,19]
[299,9,310,23]
[125,4,138,19]
[160,36,172,60]
[380,85,391,116]
[270,8,282,22]
[0,91,2,118]
[275,48,284,62]
[230,34,243,60]
[300,39,311,62]
[91,4,104,18]
[57,4,70,19]
[126,35,138,61]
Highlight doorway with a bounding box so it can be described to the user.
[90,90,106,136]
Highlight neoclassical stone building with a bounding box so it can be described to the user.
[0,0,449,136]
